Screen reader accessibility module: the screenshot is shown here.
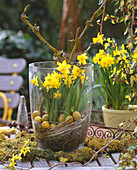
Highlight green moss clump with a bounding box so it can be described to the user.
[85,136,125,154]
[22,147,55,163]
[56,147,97,163]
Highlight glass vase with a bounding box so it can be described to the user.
[29,61,94,152]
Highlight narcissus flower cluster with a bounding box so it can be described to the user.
[31,53,89,94]
[31,53,91,125]
[92,33,137,109]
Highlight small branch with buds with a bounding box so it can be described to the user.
[21,5,69,63]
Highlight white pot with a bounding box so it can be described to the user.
[102,105,137,130]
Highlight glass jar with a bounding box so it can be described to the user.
[29,61,94,152]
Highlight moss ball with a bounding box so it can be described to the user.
[72,111,81,121]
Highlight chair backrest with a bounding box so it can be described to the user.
[0,56,26,120]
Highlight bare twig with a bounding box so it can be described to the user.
[84,116,137,166]
[130,0,135,43]
[84,42,101,53]
[48,161,82,170]
[100,0,107,35]
[68,0,108,63]
[21,5,69,63]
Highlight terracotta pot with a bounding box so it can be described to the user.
[102,105,137,130]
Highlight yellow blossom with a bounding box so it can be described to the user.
[135,37,137,44]
[8,162,16,170]
[93,55,100,64]
[100,57,108,68]
[106,54,114,66]
[43,73,61,89]
[50,80,61,89]
[44,73,53,84]
[107,38,111,43]
[56,60,71,74]
[133,50,137,62]
[7,140,30,170]
[93,50,104,63]
[51,71,62,79]
[63,75,72,88]
[125,95,131,102]
[93,32,104,44]
[113,47,121,56]
[80,75,88,84]
[119,44,128,54]
[72,65,81,79]
[104,43,110,49]
[126,42,133,51]
[77,53,88,65]
[80,75,85,84]
[43,73,53,87]
[31,75,38,86]
[17,153,22,160]
[22,147,30,156]
[54,90,61,99]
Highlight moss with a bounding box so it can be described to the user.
[56,147,97,163]
[22,147,55,163]
[0,129,16,136]
[0,129,137,164]
[85,136,129,154]
[0,130,55,162]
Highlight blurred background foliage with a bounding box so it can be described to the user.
[0,0,125,122]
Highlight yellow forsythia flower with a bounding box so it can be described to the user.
[93,32,104,44]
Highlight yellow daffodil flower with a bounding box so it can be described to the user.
[56,60,71,74]
[80,75,85,84]
[43,73,61,89]
[31,75,38,86]
[51,71,62,79]
[77,53,88,65]
[93,55,100,64]
[72,65,81,79]
[63,75,72,88]
[100,57,108,68]
[54,90,61,99]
